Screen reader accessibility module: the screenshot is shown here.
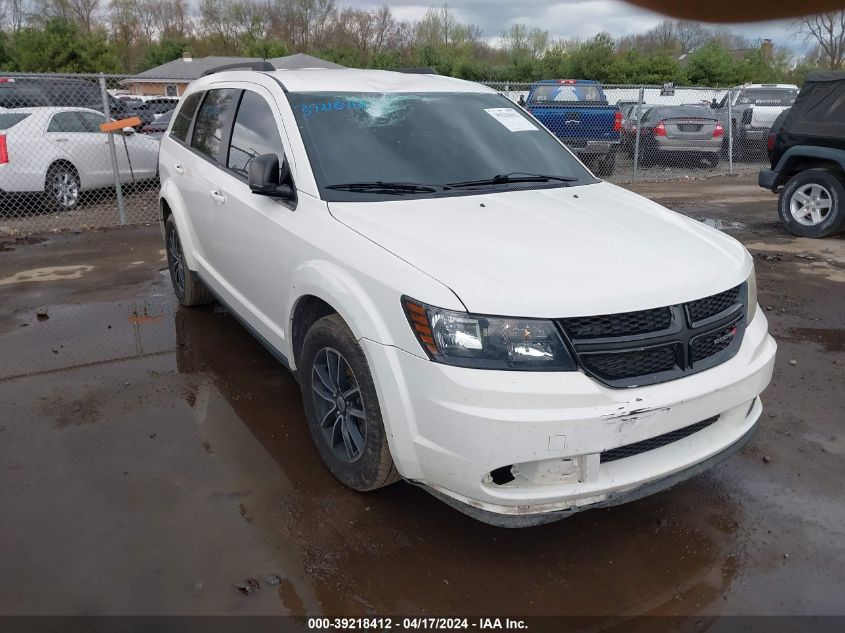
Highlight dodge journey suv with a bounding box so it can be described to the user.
[159,65,776,526]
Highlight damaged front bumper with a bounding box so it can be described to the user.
[416,416,759,527]
[363,311,776,527]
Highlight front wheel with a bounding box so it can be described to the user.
[164,215,215,306]
[300,314,399,491]
[778,169,845,238]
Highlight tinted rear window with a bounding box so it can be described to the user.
[737,89,797,106]
[530,84,605,103]
[0,113,30,130]
[170,92,203,142]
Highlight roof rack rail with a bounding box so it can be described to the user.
[395,67,438,75]
[202,61,276,76]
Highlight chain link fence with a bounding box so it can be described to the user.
[0,72,191,237]
[0,72,788,237]
[485,81,788,185]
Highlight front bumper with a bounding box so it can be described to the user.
[364,311,776,523]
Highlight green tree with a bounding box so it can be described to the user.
[567,33,616,81]
[141,38,188,70]
[685,42,738,86]
[244,38,288,59]
[8,18,119,73]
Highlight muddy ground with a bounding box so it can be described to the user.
[0,174,843,619]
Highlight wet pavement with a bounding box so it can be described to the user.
[1,175,843,618]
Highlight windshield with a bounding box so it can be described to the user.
[736,89,798,106]
[289,91,595,201]
[529,84,604,103]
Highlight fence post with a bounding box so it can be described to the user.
[727,88,734,175]
[99,73,127,226]
[632,85,645,182]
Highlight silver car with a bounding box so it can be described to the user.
[635,106,723,168]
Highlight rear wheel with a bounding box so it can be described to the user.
[165,215,215,306]
[594,151,616,178]
[300,314,399,491]
[44,162,80,212]
[702,153,720,168]
[778,169,845,238]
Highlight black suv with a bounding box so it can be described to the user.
[759,71,845,238]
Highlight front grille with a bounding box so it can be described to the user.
[581,345,677,380]
[562,307,671,338]
[691,317,741,362]
[600,416,719,463]
[686,286,740,323]
[558,284,747,388]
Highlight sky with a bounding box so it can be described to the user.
[348,0,805,54]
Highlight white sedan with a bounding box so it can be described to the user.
[0,107,160,210]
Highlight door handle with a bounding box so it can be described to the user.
[173,163,184,175]
[55,138,68,143]
[209,190,226,204]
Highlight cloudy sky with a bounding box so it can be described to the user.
[349,0,804,53]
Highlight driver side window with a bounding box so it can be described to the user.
[226,90,286,178]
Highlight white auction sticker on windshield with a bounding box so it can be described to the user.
[484,108,538,132]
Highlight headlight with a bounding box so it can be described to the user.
[746,268,758,323]
[402,297,576,370]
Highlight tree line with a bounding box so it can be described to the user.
[0,0,842,86]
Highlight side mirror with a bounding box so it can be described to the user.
[248,153,294,200]
[122,126,136,135]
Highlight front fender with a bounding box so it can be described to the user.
[285,258,461,370]
[159,179,200,271]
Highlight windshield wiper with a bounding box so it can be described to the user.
[325,181,441,194]
[446,172,579,188]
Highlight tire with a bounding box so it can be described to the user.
[300,314,399,491]
[164,215,215,306]
[594,151,616,178]
[44,162,80,212]
[702,153,720,169]
[778,169,845,238]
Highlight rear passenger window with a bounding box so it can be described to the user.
[48,112,88,133]
[227,91,286,176]
[170,92,203,143]
[190,89,239,161]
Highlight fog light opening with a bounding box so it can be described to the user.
[489,465,516,486]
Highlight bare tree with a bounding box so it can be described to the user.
[793,10,845,69]
[674,20,708,54]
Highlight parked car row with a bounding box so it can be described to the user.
[0,76,179,131]
[518,81,799,174]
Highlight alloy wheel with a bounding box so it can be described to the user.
[790,183,833,226]
[311,347,367,463]
[52,169,79,209]
[168,226,185,294]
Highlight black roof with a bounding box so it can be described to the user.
[804,71,845,83]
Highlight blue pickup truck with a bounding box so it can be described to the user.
[523,80,622,176]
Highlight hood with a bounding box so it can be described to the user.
[750,105,788,128]
[329,182,752,317]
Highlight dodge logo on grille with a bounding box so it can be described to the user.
[712,326,738,346]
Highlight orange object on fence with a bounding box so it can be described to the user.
[99,117,142,132]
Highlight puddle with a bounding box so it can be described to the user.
[782,327,845,352]
[700,218,746,231]
[0,265,94,286]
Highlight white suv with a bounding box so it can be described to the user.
[158,66,776,526]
